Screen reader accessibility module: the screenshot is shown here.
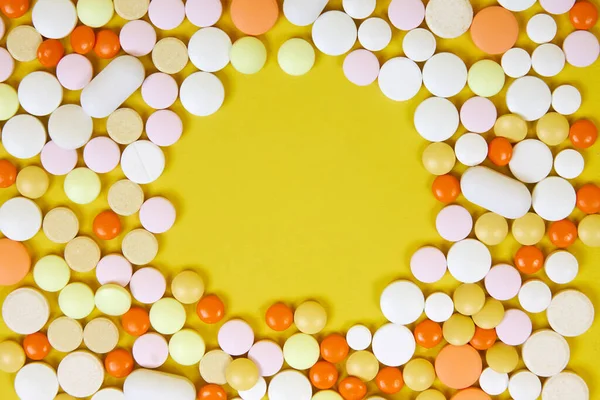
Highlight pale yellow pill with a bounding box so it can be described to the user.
[33,255,70,292]
[475,212,508,246]
[230,37,267,75]
[473,298,505,329]
[536,112,570,146]
[225,358,259,391]
[77,0,114,27]
[152,38,189,74]
[47,317,83,352]
[95,284,131,316]
[512,212,545,245]
[42,207,79,244]
[149,298,186,335]
[578,214,600,247]
[486,343,518,373]
[346,350,379,382]
[122,229,158,265]
[114,0,149,20]
[172,270,205,304]
[16,166,49,199]
[278,38,315,76]
[0,84,19,121]
[468,60,505,97]
[108,179,144,216]
[494,114,528,142]
[443,314,475,346]
[200,350,232,384]
[294,301,327,334]
[422,142,456,175]
[0,341,26,373]
[283,333,320,370]
[64,168,101,205]
[453,283,485,316]
[59,282,95,319]
[7,25,42,62]
[416,389,447,400]
[64,236,101,272]
[168,329,206,366]
[312,391,343,400]
[403,358,436,391]
[107,108,143,145]
[83,317,119,354]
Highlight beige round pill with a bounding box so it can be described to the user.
[106,108,143,145]
[48,317,83,353]
[7,25,42,62]
[43,207,79,244]
[108,179,145,216]
[64,236,101,273]
[122,229,158,265]
[83,317,119,354]
[152,38,189,74]
[114,0,149,20]
[200,350,232,385]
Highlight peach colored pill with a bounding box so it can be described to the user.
[470,6,519,55]
[230,0,278,36]
[435,344,482,389]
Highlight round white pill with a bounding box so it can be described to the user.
[425,0,473,39]
[380,280,424,325]
[48,104,93,150]
[121,140,165,184]
[372,323,415,367]
[509,139,553,184]
[506,76,551,121]
[522,330,570,377]
[346,325,372,351]
[239,377,266,400]
[0,197,42,241]
[403,28,436,62]
[532,43,565,77]
[508,370,541,400]
[32,0,77,39]
[424,292,454,323]
[422,52,467,98]
[545,250,578,284]
[14,363,59,400]
[542,372,589,400]
[552,85,581,115]
[377,57,422,102]
[282,0,328,27]
[358,17,391,51]
[312,11,357,56]
[343,0,375,19]
[188,27,231,72]
[58,351,104,398]
[532,177,576,221]
[554,149,584,180]
[455,133,487,167]
[2,287,49,335]
[1,114,46,159]
[547,290,594,337]
[18,71,63,116]
[414,97,459,142]
[498,0,536,11]
[180,72,224,117]
[268,370,312,400]
[518,280,552,313]
[501,48,531,78]
[526,14,557,44]
[447,239,491,283]
[479,367,508,396]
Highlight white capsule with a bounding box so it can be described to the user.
[124,369,196,400]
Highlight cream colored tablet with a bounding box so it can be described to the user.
[115,0,149,20]
[547,290,594,337]
[522,330,569,377]
[58,351,104,398]
[200,350,232,384]
[108,179,145,216]
[107,108,143,145]
[65,236,101,272]
[122,229,158,265]
[83,317,120,354]
[542,372,589,400]
[43,207,79,244]
[7,25,42,62]
[2,287,50,335]
[48,316,83,352]
[152,38,188,74]
[425,0,473,39]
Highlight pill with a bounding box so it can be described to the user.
[486,343,518,373]
[139,196,176,234]
[545,250,578,284]
[248,340,284,377]
[64,236,101,272]
[14,363,59,400]
[48,104,93,150]
[501,48,531,78]
[312,391,343,400]
[146,109,183,146]
[473,298,504,329]
[342,0,374,19]
[447,239,491,283]
[122,229,158,265]
[527,14,557,44]
[563,30,599,68]
[108,179,144,217]
[470,6,518,54]
[283,333,320,370]
[410,246,447,284]
[378,57,422,101]
[343,49,380,87]
[107,108,143,145]
[16,166,49,199]
[345,350,379,382]
[358,17,391,51]
[150,297,186,335]
[0,84,18,121]
[498,0,536,11]
[218,319,255,356]
[0,239,30,286]
[532,43,565,77]
[41,141,77,176]
[56,53,93,90]
[18,71,63,116]
[0,341,26,373]
[508,370,541,400]
[547,290,594,337]
[454,133,488,167]
[7,25,42,62]
[345,325,371,351]
[403,28,436,62]
[519,280,551,313]
[0,48,15,82]
[414,97,459,142]
[133,333,169,368]
[152,37,189,74]
[425,0,473,39]
[230,36,267,75]
[77,0,113,27]
[435,344,482,389]
[380,280,424,325]
[81,56,145,118]
[121,140,165,184]
[95,284,132,316]
[506,76,551,121]
[2,114,47,159]
[0,196,43,241]
[552,84,581,115]
[124,369,195,400]
[59,282,95,319]
[58,351,104,398]
[554,149,584,179]
[180,72,225,116]
[33,255,70,292]
[83,317,120,354]
[32,0,77,39]
[522,329,570,377]
[312,11,357,56]
[454,284,485,316]
[479,367,508,396]
[92,388,125,400]
[120,20,156,57]
[460,96,497,134]
[188,27,232,72]
[425,292,454,322]
[475,212,508,246]
[443,314,475,346]
[295,300,327,334]
[200,350,232,384]
[542,372,589,400]
[185,0,221,27]
[2,287,49,334]
[496,309,532,346]
[47,316,82,352]
[277,38,315,76]
[423,52,467,98]
[532,177,576,221]
[283,0,328,26]
[168,329,205,366]
[114,0,148,19]
[372,323,416,367]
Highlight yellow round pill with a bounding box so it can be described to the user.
[422,142,456,176]
[312,391,343,400]
[0,341,26,373]
[231,37,267,75]
[472,298,505,329]
[442,314,475,346]
[453,283,485,316]
[168,329,206,366]
[16,166,49,199]
[416,389,446,400]
[345,350,379,382]
[149,298,186,335]
[278,38,315,76]
[512,212,545,245]
[283,333,320,370]
[64,168,101,205]
[494,114,527,142]
[486,342,518,373]
[536,112,570,146]
[77,0,114,27]
[0,84,19,121]
[95,284,132,316]
[225,358,259,391]
[59,282,95,319]
[294,301,327,335]
[403,358,436,392]
[578,214,600,247]
[467,60,505,97]
[475,212,508,246]
[33,255,70,292]
[171,270,205,304]
[199,350,232,385]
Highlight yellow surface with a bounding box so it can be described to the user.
[1,1,600,399]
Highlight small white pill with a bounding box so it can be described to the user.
[180,72,225,117]
[526,14,557,44]
[346,325,372,351]
[506,76,551,121]
[508,370,541,400]
[312,11,357,56]
[518,280,552,313]
[380,280,424,325]
[554,149,584,180]
[18,71,63,116]
[455,133,487,167]
[545,250,578,284]
[422,52,467,98]
[188,27,231,72]
[378,57,422,102]
[552,85,581,115]
[414,97,459,142]
[358,18,391,52]
[48,104,93,150]
[532,177,576,222]
[282,0,328,27]
[425,292,454,323]
[532,43,565,77]
[479,367,508,396]
[403,28,436,62]
[0,197,43,241]
[501,48,531,78]
[509,139,553,184]
[447,239,491,283]
[121,140,165,185]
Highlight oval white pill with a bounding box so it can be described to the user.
[532,177,576,222]
[48,104,93,150]
[518,280,551,313]
[268,370,312,400]
[527,14,556,44]
[180,72,224,116]
[531,43,565,77]
[14,363,59,400]
[403,28,436,62]
[1,114,46,159]
[378,57,422,102]
[346,325,372,351]
[188,27,231,72]
[58,351,104,398]
[542,372,589,400]
[506,76,551,121]
[18,71,63,116]
[501,48,531,78]
[358,17,391,51]
[372,323,415,367]
[455,133,487,166]
[425,0,473,39]
[121,140,165,185]
[124,369,196,400]
[414,97,459,142]
[547,290,594,337]
[552,85,581,115]
[545,250,578,284]
[312,11,357,56]
[32,0,77,39]
[509,139,553,184]
[0,197,42,241]
[508,370,541,400]
[522,330,569,377]
[479,367,508,396]
[425,292,454,323]
[554,149,584,180]
[283,0,328,27]
[423,52,467,98]
[380,280,424,325]
[447,239,491,283]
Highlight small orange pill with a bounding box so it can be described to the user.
[23,332,50,360]
[569,120,598,149]
[576,184,600,214]
[432,174,461,203]
[320,333,349,364]
[0,0,29,18]
[196,294,225,324]
[71,25,96,55]
[93,210,122,240]
[197,384,227,400]
[469,327,497,351]
[0,159,17,188]
[309,361,338,389]
[37,39,65,67]
[338,376,367,400]
[104,348,134,378]
[548,219,578,248]
[121,307,150,337]
[94,29,120,59]
[414,319,443,349]
[514,246,544,274]
[265,302,293,331]
[487,137,512,166]
[375,367,404,394]
[570,1,598,30]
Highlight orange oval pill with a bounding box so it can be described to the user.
[93,210,122,240]
[375,367,404,394]
[37,39,65,67]
[230,0,279,36]
[309,361,338,390]
[435,344,482,390]
[104,348,134,378]
[71,25,96,55]
[23,332,50,360]
[414,319,443,349]
[196,294,225,324]
[548,219,578,248]
[470,6,518,55]
[432,174,461,203]
[451,388,492,400]
[576,183,600,214]
[320,333,349,364]
[570,120,597,149]
[338,376,367,400]
[469,327,496,351]
[121,307,150,337]
[265,302,294,331]
[514,246,544,274]
[197,384,227,400]
[570,1,597,30]
[0,239,31,286]
[0,159,17,188]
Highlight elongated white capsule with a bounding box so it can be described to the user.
[124,369,196,400]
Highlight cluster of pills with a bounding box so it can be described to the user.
[0,0,599,399]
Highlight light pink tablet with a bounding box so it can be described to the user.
[410,246,447,283]
[146,110,183,147]
[120,20,157,57]
[343,49,380,87]
[186,0,222,27]
[132,333,168,368]
[129,267,166,304]
[141,73,179,110]
[496,309,532,346]
[248,340,284,377]
[389,0,425,30]
[83,137,121,174]
[563,30,600,68]
[436,205,473,242]
[0,48,14,82]
[56,54,93,91]
[41,141,78,176]
[139,197,176,234]
[460,96,497,133]
[96,254,133,287]
[148,0,185,30]
[218,319,255,356]
[484,264,521,301]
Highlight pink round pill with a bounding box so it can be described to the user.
[41,141,78,176]
[248,340,284,377]
[139,197,176,234]
[436,205,473,242]
[120,20,157,57]
[218,319,255,356]
[460,97,497,134]
[146,110,183,147]
[410,246,447,283]
[496,309,532,346]
[540,0,575,15]
[0,16,5,40]
[0,47,14,82]
[96,254,133,287]
[129,267,166,304]
[56,54,93,91]
[141,73,179,110]
[83,137,121,174]
[133,333,169,368]
[343,50,380,87]
[186,0,222,27]
[484,264,522,301]
[563,30,600,68]
[388,0,425,30]
[148,0,185,30]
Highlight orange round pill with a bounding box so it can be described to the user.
[375,367,404,394]
[104,348,134,378]
[37,39,65,68]
[121,307,150,337]
[265,302,293,331]
[94,29,120,59]
[23,332,50,360]
[548,219,578,248]
[71,25,96,55]
[570,1,598,30]
[469,327,497,351]
[0,0,29,18]
[0,159,17,188]
[514,246,544,274]
[576,183,600,214]
[435,344,482,390]
[338,376,367,400]
[320,333,349,364]
[230,0,279,36]
[197,384,227,400]
[432,174,461,203]
[414,319,443,349]
[309,361,338,390]
[570,120,598,149]
[451,388,491,400]
[196,294,225,324]
[0,239,31,286]
[487,137,512,166]
[93,210,122,240]
[470,6,519,55]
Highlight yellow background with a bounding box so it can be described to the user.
[1,0,600,399]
